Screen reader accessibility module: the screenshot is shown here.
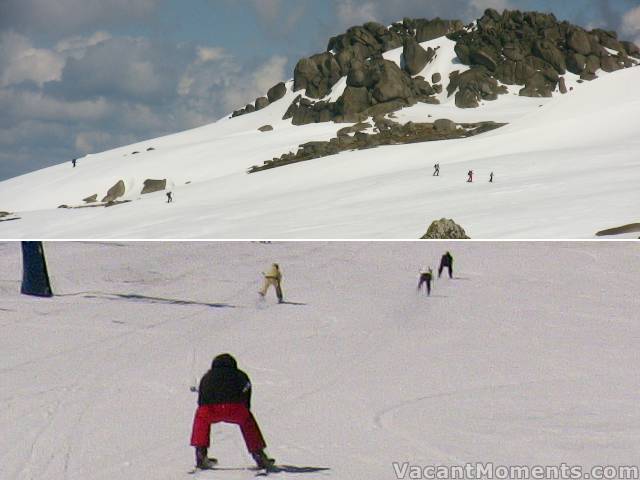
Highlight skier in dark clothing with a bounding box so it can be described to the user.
[166,192,173,203]
[417,267,434,296]
[190,354,274,470]
[438,252,454,279]
[467,170,473,183]
[72,158,77,168]
[433,163,440,176]
[489,172,494,183]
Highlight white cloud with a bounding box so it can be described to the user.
[335,0,380,28]
[55,31,112,58]
[196,46,226,64]
[0,31,64,87]
[74,131,115,154]
[252,55,288,96]
[0,88,112,124]
[622,5,640,44]
[220,55,288,112]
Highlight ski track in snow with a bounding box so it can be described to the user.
[2,242,640,479]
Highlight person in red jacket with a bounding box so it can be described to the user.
[190,354,274,470]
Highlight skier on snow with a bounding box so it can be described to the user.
[438,252,454,279]
[417,267,434,296]
[433,163,440,176]
[259,263,283,303]
[467,170,473,183]
[190,353,275,470]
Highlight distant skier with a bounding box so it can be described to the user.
[489,172,494,183]
[166,192,173,203]
[467,170,473,183]
[259,263,283,303]
[190,353,275,470]
[433,163,440,176]
[417,267,434,296]
[72,158,77,168]
[438,252,454,279]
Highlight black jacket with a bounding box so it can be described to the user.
[440,253,453,268]
[198,354,252,408]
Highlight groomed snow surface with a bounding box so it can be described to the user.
[0,38,639,239]
[1,241,640,480]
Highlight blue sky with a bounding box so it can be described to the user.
[1,0,639,181]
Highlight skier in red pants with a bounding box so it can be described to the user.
[190,353,274,470]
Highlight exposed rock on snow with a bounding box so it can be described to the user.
[433,118,457,132]
[101,180,125,203]
[140,179,167,194]
[450,9,638,99]
[294,53,342,99]
[595,223,640,237]
[421,218,470,239]
[258,125,274,132]
[248,120,505,173]
[255,97,270,110]
[232,9,640,125]
[267,82,287,103]
[447,68,508,107]
[402,37,435,75]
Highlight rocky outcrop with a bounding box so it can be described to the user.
[283,55,440,125]
[421,218,470,239]
[447,68,508,107]
[596,223,640,237]
[233,9,639,121]
[101,180,125,203]
[402,37,435,75]
[248,119,505,173]
[141,179,167,194]
[267,82,287,103]
[433,118,457,132]
[83,194,98,204]
[255,97,270,110]
[232,82,289,117]
[294,53,342,98]
[449,8,639,102]
[258,125,274,132]
[337,122,372,136]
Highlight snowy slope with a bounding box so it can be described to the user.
[1,241,639,480]
[0,38,639,239]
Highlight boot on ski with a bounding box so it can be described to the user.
[195,447,218,470]
[252,449,275,470]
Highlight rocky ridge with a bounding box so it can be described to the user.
[247,117,505,173]
[231,9,639,121]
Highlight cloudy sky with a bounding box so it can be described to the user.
[1,0,639,181]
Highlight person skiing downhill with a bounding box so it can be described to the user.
[259,263,283,303]
[438,252,454,279]
[467,170,473,183]
[166,192,173,203]
[417,267,434,296]
[489,172,494,183]
[190,354,275,470]
[433,163,440,176]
